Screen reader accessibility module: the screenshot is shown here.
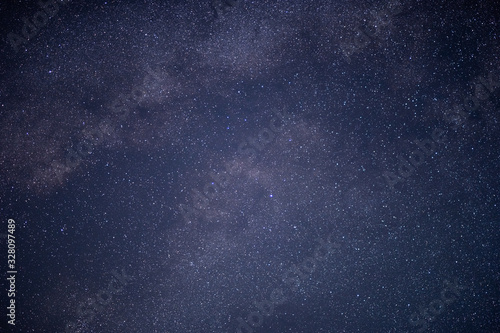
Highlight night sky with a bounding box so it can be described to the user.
[0,0,499,332]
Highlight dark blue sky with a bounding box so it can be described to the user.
[0,0,499,332]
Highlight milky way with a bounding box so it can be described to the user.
[0,0,499,332]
